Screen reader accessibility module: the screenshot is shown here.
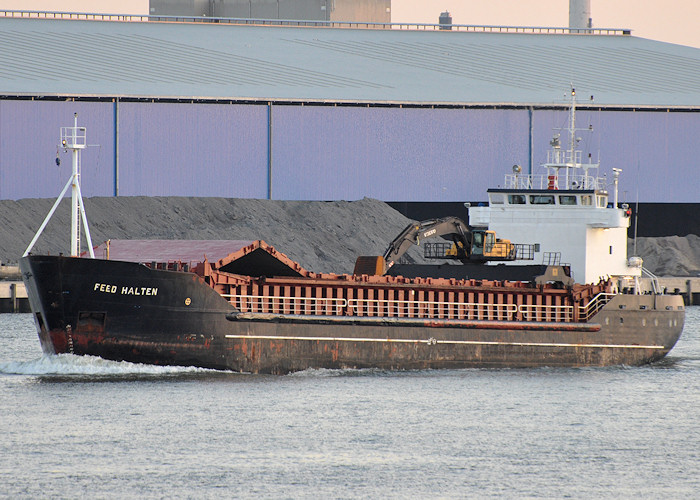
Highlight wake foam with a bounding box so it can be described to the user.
[287,367,401,377]
[0,353,220,376]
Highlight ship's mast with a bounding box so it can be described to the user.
[541,87,601,191]
[68,114,83,256]
[23,114,95,258]
[568,88,577,187]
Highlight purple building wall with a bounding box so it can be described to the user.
[532,109,699,204]
[117,103,269,197]
[0,100,115,199]
[0,99,697,203]
[271,106,529,201]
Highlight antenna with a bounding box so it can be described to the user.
[633,161,640,256]
[24,114,95,258]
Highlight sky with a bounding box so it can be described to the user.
[1,1,698,49]
[392,0,700,48]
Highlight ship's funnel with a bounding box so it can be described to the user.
[569,0,592,29]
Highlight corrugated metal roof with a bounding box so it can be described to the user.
[1,16,699,107]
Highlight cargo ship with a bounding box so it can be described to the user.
[19,96,685,373]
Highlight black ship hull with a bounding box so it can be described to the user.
[20,255,685,374]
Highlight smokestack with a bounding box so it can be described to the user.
[569,0,592,29]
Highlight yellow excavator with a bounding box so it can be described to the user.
[354,216,517,276]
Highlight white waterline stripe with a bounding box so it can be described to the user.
[224,335,663,350]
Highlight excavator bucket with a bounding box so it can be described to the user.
[354,255,386,276]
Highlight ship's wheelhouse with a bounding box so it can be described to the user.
[487,189,608,208]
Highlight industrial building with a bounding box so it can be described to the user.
[0,13,698,235]
[148,0,391,23]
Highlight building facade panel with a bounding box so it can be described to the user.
[270,105,530,201]
[532,109,700,203]
[116,102,269,197]
[0,100,115,200]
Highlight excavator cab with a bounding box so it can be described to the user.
[472,230,516,260]
[471,230,486,257]
[446,229,516,261]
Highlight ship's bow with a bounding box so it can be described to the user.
[20,255,66,354]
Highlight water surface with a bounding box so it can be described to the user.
[2,309,699,498]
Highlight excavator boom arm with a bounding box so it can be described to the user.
[383,217,472,264]
[354,216,521,276]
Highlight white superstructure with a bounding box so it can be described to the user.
[468,88,640,286]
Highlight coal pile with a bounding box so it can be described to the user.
[1,196,698,276]
[0,197,428,274]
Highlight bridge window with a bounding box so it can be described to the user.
[529,195,555,205]
[490,193,504,204]
[559,195,577,205]
[508,194,526,204]
[581,195,593,206]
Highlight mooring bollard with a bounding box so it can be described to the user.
[687,279,696,306]
[10,282,17,313]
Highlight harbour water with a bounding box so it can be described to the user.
[2,309,699,499]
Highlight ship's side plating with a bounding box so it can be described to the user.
[20,255,684,374]
[222,293,684,373]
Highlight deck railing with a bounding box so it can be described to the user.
[504,174,607,191]
[519,304,574,322]
[577,292,616,321]
[348,299,517,321]
[224,294,347,316]
[225,293,617,323]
